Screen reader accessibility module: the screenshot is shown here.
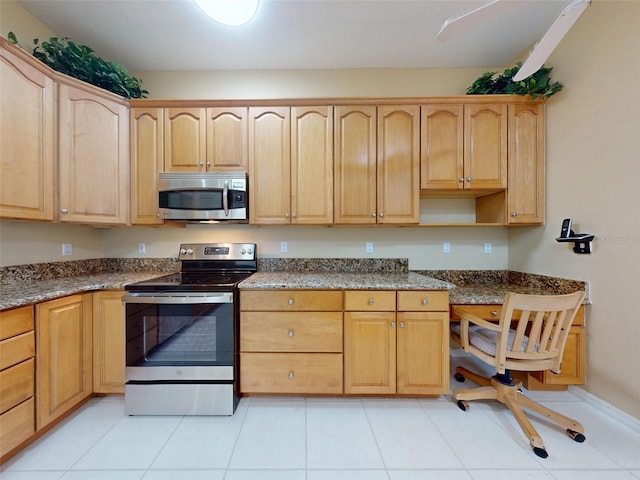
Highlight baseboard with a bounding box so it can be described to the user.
[568,386,640,433]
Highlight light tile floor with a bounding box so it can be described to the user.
[2,353,640,480]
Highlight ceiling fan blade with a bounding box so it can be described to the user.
[513,0,590,81]
[437,0,530,42]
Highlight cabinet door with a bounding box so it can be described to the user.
[291,106,334,224]
[377,105,420,224]
[344,311,396,394]
[396,312,449,394]
[464,104,507,190]
[58,84,129,225]
[334,106,377,224]
[0,41,55,221]
[540,326,585,385]
[206,107,248,171]
[130,108,164,225]
[507,103,545,224]
[420,105,464,190]
[36,294,92,429]
[92,291,125,394]
[249,107,291,224]
[164,107,206,172]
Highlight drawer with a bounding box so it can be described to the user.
[241,352,343,394]
[344,291,396,311]
[0,331,35,370]
[0,397,35,458]
[451,305,502,321]
[0,358,34,414]
[0,306,34,341]
[397,291,449,312]
[241,290,343,311]
[241,312,343,353]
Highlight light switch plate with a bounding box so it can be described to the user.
[280,242,288,253]
[366,242,373,254]
[443,242,451,254]
[62,243,72,256]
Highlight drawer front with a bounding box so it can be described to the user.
[344,291,396,311]
[451,305,502,321]
[241,312,343,352]
[0,306,34,341]
[397,291,449,312]
[241,290,343,311]
[0,397,35,458]
[241,352,343,394]
[0,358,34,414]
[0,331,35,370]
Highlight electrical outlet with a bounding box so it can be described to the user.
[62,243,72,256]
[280,242,288,253]
[366,242,374,254]
[443,242,451,254]
[138,243,146,254]
[484,242,492,254]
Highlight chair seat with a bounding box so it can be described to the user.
[451,324,534,356]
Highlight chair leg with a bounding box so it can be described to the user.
[454,366,491,387]
[515,391,586,438]
[453,385,498,402]
[497,384,548,457]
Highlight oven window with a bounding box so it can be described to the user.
[126,303,233,367]
[159,190,223,210]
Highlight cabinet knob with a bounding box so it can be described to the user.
[458,177,464,183]
[467,177,472,182]
[391,322,397,328]
[379,212,384,217]
[368,298,374,305]
[400,322,405,328]
[288,298,294,305]
[491,311,498,317]
[60,208,68,214]
[288,330,295,337]
[206,162,211,167]
[371,212,377,217]
[511,212,518,217]
[199,162,204,166]
[292,212,297,218]
[288,371,294,379]
[284,212,289,218]
[422,299,429,305]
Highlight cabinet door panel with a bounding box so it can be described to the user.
[164,107,206,172]
[207,107,248,171]
[344,312,396,394]
[420,105,464,190]
[93,291,125,394]
[464,104,507,189]
[334,106,377,224]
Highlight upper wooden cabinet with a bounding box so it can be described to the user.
[507,103,545,224]
[130,107,164,225]
[58,82,130,225]
[163,107,207,172]
[207,107,249,171]
[248,105,333,225]
[0,37,55,221]
[335,105,420,225]
[421,103,507,191]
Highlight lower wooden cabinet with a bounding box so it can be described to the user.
[36,294,93,429]
[92,291,126,394]
[0,306,36,458]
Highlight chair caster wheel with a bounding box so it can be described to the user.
[567,429,586,442]
[454,372,465,382]
[456,400,469,411]
[533,446,548,458]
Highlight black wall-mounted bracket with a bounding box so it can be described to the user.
[555,231,595,254]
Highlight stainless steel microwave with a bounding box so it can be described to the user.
[158,172,248,223]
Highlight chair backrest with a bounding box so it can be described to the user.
[498,290,586,373]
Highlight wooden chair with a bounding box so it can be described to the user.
[450,291,586,458]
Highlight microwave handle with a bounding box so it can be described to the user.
[223,180,229,216]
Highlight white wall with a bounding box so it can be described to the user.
[508,2,640,418]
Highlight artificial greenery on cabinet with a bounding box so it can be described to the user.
[8,31,148,99]
[466,63,563,99]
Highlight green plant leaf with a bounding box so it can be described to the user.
[466,63,563,99]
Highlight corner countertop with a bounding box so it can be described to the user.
[238,271,453,291]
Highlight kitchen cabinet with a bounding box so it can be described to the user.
[163,107,207,172]
[420,103,507,191]
[207,107,249,171]
[58,81,129,225]
[450,304,585,389]
[240,290,344,394]
[0,306,36,459]
[344,290,449,395]
[92,291,126,394]
[36,294,93,429]
[334,105,420,224]
[130,107,164,225]
[0,37,55,221]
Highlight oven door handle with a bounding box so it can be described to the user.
[122,293,233,304]
[223,180,229,217]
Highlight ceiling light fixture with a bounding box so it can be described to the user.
[194,0,260,26]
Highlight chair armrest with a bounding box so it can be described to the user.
[453,307,502,332]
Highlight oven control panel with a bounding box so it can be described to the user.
[178,243,256,260]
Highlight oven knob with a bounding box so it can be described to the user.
[186,249,193,255]
[247,248,253,255]
[180,248,187,255]
[241,249,246,254]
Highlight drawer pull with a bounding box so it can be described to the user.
[288,371,294,379]
[368,299,374,305]
[491,311,498,317]
[400,322,405,328]
[288,299,294,305]
[288,330,295,337]
[422,299,429,305]
[391,322,397,328]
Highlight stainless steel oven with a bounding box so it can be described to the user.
[122,243,256,415]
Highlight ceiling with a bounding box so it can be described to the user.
[17,0,574,72]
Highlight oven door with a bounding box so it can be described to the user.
[123,292,235,381]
